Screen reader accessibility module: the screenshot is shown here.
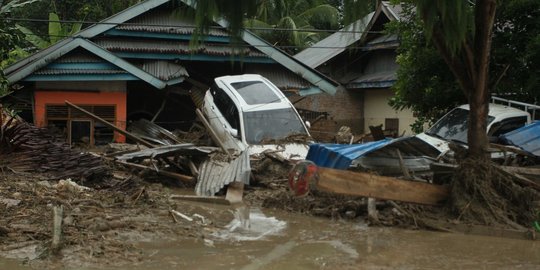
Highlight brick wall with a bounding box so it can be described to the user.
[291,87,364,141]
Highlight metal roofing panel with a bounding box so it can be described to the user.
[94,38,266,57]
[500,121,540,157]
[244,64,311,90]
[117,8,229,37]
[306,139,394,169]
[140,60,188,80]
[34,69,127,75]
[293,12,375,68]
[195,151,251,196]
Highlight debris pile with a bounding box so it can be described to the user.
[0,113,110,186]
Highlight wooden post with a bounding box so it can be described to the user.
[51,205,63,253]
[195,108,231,157]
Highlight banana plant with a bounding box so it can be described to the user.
[16,12,82,49]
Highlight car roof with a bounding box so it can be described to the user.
[458,103,530,119]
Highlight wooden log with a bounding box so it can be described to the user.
[195,108,231,158]
[289,161,448,205]
[316,167,449,205]
[169,194,230,205]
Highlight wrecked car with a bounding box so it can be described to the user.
[308,98,540,175]
[201,74,311,159]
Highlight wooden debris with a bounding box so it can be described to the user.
[51,205,64,254]
[195,108,232,158]
[115,160,193,183]
[226,181,244,204]
[169,194,230,205]
[289,161,449,205]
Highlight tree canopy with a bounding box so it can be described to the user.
[389,0,540,132]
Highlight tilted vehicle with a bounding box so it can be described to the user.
[202,74,311,158]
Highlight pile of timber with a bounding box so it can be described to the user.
[0,113,110,184]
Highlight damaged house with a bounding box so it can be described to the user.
[294,1,416,139]
[2,0,340,146]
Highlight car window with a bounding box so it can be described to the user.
[210,83,241,134]
[488,116,528,137]
[231,81,281,105]
[426,108,495,143]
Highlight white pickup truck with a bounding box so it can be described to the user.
[351,97,540,175]
[416,97,540,154]
[201,74,311,158]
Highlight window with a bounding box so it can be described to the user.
[210,84,241,134]
[231,81,281,105]
[488,116,528,137]
[45,104,116,146]
[243,108,307,144]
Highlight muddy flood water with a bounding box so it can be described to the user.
[2,202,539,270]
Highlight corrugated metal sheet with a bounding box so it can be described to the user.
[141,60,188,80]
[116,143,217,161]
[196,151,251,196]
[244,64,311,90]
[346,71,396,89]
[94,38,266,57]
[293,12,375,68]
[117,8,229,37]
[129,119,183,145]
[190,87,206,109]
[306,139,393,169]
[34,68,127,75]
[56,52,104,63]
[500,121,540,157]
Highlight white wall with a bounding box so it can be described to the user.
[364,88,416,135]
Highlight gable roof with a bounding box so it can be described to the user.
[294,1,401,69]
[6,0,341,95]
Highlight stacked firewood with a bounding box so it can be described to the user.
[0,111,110,187]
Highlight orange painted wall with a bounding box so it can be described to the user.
[34,91,127,142]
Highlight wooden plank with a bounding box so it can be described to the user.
[169,195,230,205]
[195,108,232,158]
[317,167,449,205]
[115,160,193,183]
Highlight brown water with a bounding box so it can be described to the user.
[3,207,539,270]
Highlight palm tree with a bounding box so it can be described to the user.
[245,0,340,54]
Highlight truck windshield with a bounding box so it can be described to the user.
[243,108,307,144]
[426,108,495,143]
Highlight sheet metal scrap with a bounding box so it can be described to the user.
[0,113,110,185]
[115,143,218,161]
[128,119,182,146]
[195,151,250,196]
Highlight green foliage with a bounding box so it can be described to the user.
[1,0,42,96]
[16,12,83,49]
[491,0,540,102]
[386,3,465,132]
[388,0,540,131]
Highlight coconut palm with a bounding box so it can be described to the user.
[245,0,340,54]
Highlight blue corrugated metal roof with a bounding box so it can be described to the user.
[306,138,394,169]
[500,121,540,157]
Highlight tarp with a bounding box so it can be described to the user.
[500,121,540,157]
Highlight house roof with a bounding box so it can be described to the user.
[293,11,375,69]
[6,0,341,95]
[294,1,402,89]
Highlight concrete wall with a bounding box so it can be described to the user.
[363,88,416,136]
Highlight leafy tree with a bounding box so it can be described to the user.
[16,12,82,49]
[245,0,340,54]
[1,0,41,96]
[389,0,540,133]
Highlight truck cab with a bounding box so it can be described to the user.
[416,101,534,154]
[202,74,310,157]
